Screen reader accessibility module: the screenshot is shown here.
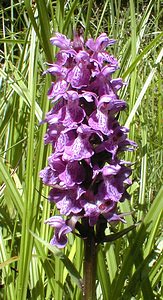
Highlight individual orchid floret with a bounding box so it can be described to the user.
[86,33,116,52]
[45,216,73,248]
[50,33,71,49]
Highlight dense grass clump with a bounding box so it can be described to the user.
[0,1,162,299]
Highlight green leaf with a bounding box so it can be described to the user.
[0,158,23,216]
[30,231,83,289]
[111,186,163,299]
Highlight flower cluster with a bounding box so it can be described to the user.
[40,32,136,248]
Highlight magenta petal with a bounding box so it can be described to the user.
[79,91,97,103]
[45,216,72,248]
[65,90,79,101]
[102,65,118,76]
[96,52,118,65]
[40,166,58,186]
[50,33,71,49]
[63,136,94,161]
[48,155,66,172]
[55,129,76,154]
[60,102,86,127]
[59,161,85,187]
[67,65,90,89]
[86,33,116,52]
[97,96,126,112]
[111,78,125,91]
[49,188,82,215]
[75,50,90,63]
[102,164,121,176]
[45,215,65,228]
[83,203,100,226]
[97,178,122,202]
[48,80,67,100]
[50,235,67,248]
[88,110,110,135]
[43,64,67,78]
[56,51,69,65]
[105,212,126,223]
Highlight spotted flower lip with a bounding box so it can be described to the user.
[40,31,136,248]
[47,80,68,100]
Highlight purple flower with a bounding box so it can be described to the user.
[49,186,84,215]
[86,33,115,52]
[45,216,72,248]
[43,64,68,79]
[47,80,67,100]
[50,33,71,49]
[67,64,91,89]
[40,31,136,247]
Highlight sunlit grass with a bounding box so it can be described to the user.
[0,1,162,299]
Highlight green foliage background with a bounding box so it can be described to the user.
[0,0,162,299]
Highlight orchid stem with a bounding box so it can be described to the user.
[83,225,97,300]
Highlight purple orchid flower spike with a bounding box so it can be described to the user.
[40,30,136,249]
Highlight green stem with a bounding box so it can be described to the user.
[83,225,97,300]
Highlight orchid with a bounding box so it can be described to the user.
[40,32,136,248]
